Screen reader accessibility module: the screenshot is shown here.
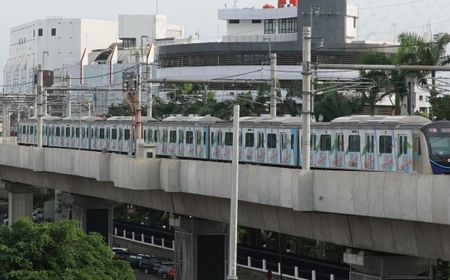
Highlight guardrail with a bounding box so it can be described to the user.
[114,227,337,280]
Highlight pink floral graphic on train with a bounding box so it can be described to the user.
[332,153,344,168]
[316,153,327,167]
[187,145,195,156]
[282,151,291,163]
[223,147,232,160]
[347,154,359,169]
[245,149,254,160]
[365,154,375,170]
[257,148,265,162]
[162,144,168,154]
[213,147,220,158]
[168,144,176,155]
[399,156,413,172]
[380,155,394,171]
[196,145,204,156]
[269,150,278,163]
[179,145,185,155]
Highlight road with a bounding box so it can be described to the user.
[135,270,161,280]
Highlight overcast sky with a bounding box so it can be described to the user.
[1,0,450,85]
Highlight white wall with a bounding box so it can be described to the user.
[226,20,265,36]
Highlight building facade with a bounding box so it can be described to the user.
[3,18,118,94]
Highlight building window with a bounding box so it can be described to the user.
[252,19,262,24]
[278,18,297,34]
[264,19,275,34]
[38,28,43,36]
[353,17,357,28]
[229,19,240,24]
[419,95,424,102]
[122,38,136,48]
[51,28,56,36]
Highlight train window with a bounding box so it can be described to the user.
[75,128,80,138]
[366,134,375,153]
[225,132,233,146]
[204,132,207,145]
[99,128,105,140]
[22,125,26,134]
[111,129,117,140]
[348,135,361,152]
[170,130,177,143]
[398,135,408,155]
[379,135,392,154]
[179,130,185,144]
[106,129,110,139]
[211,132,215,145]
[245,133,254,147]
[337,134,344,152]
[281,133,289,149]
[268,133,277,149]
[30,126,34,135]
[320,135,331,151]
[154,130,160,142]
[257,132,264,148]
[124,129,131,140]
[162,129,168,143]
[149,130,153,142]
[196,131,202,144]
[218,132,223,146]
[186,131,194,144]
[66,127,70,137]
[56,127,60,137]
[311,135,316,151]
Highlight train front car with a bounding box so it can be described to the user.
[421,122,450,174]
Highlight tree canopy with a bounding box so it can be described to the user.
[0,219,134,280]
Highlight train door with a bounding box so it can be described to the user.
[185,129,195,157]
[413,133,422,172]
[168,128,177,156]
[242,128,255,162]
[256,129,266,163]
[110,126,118,152]
[209,128,220,160]
[222,128,233,161]
[332,133,345,169]
[316,131,331,168]
[345,131,362,170]
[378,131,395,172]
[280,129,295,166]
[195,127,207,159]
[396,131,413,173]
[123,127,131,154]
[28,124,34,145]
[363,132,376,171]
[177,128,185,157]
[65,126,71,148]
[161,128,168,155]
[309,133,317,167]
[154,127,162,155]
[56,125,62,147]
[267,128,279,164]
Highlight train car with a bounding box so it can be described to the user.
[17,114,450,175]
[156,115,222,159]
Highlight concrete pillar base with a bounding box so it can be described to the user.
[2,182,34,226]
[171,217,228,280]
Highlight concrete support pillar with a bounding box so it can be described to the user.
[3,182,34,226]
[170,217,228,280]
[54,193,119,246]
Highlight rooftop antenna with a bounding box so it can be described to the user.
[233,0,238,8]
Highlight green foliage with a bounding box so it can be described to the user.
[314,91,361,122]
[431,96,450,120]
[0,219,134,280]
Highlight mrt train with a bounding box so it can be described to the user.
[17,115,450,175]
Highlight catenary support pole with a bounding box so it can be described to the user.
[270,53,277,118]
[227,105,240,280]
[302,26,312,171]
[66,74,72,117]
[37,64,43,148]
[135,63,143,156]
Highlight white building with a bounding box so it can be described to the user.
[3,18,118,94]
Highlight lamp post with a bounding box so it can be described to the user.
[263,37,277,117]
[227,105,240,280]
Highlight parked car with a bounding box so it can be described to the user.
[139,255,160,274]
[157,262,175,279]
[128,254,143,268]
[112,248,130,261]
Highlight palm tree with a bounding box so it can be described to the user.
[397,32,450,98]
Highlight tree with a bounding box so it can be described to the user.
[397,32,450,117]
[0,219,134,280]
[314,91,361,122]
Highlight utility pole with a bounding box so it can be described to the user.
[302,27,312,171]
[33,75,38,118]
[135,63,143,154]
[2,102,9,141]
[37,64,44,148]
[270,53,277,118]
[66,74,72,117]
[227,105,240,280]
[147,58,153,118]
